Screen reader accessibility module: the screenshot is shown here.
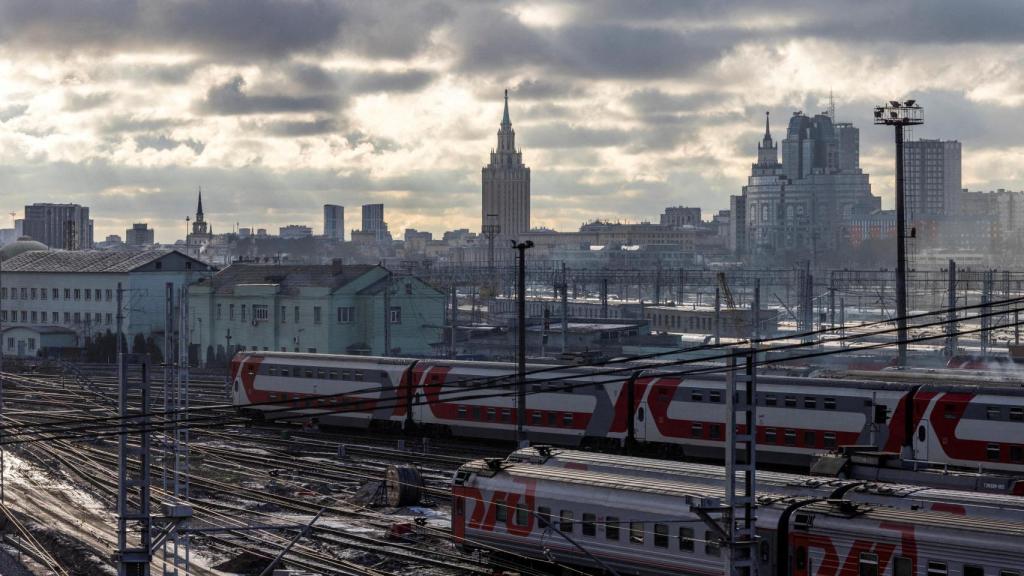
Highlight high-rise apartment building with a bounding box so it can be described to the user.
[22,203,93,249]
[360,204,391,242]
[903,139,961,222]
[481,90,530,241]
[324,204,345,240]
[125,223,155,246]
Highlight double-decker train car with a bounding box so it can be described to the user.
[452,459,1024,576]
[508,446,1024,520]
[230,351,1024,476]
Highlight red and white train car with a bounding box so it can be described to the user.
[230,351,1024,476]
[452,460,1024,576]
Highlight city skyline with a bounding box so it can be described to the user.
[2,1,1024,243]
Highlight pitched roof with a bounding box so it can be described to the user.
[198,263,379,295]
[1,249,199,273]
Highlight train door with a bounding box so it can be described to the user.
[913,420,930,461]
[791,534,811,576]
[635,398,647,442]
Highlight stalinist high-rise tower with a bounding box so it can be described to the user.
[481,90,530,241]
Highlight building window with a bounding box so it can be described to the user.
[337,307,355,323]
[94,289,101,301]
[313,306,322,324]
[85,289,91,300]
[253,305,269,321]
[30,311,37,323]
[64,312,70,323]
[389,306,402,324]
[73,312,80,323]
[106,289,112,301]
[39,288,46,300]
[280,305,286,323]
[94,312,101,324]
[27,338,35,351]
[19,288,26,299]
[105,313,112,324]
[240,305,247,321]
[229,304,235,320]
[294,306,300,323]
[0,311,6,322]
[216,304,222,320]
[30,288,36,299]
[64,289,71,300]
[74,289,81,300]
[0,287,5,299]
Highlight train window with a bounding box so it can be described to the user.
[766,394,777,406]
[638,407,645,422]
[538,507,551,527]
[268,366,278,376]
[653,524,669,548]
[785,396,797,407]
[563,413,573,426]
[784,430,797,446]
[859,552,878,576]
[894,557,912,576]
[486,408,496,421]
[304,369,314,378]
[705,531,720,556]
[1011,408,1024,421]
[678,527,694,551]
[317,369,326,379]
[1001,571,1021,576]
[328,371,338,380]
[606,517,620,540]
[804,397,817,409]
[987,406,1002,420]
[501,409,511,422]
[548,412,557,426]
[691,390,703,402]
[987,443,1001,461]
[582,513,596,536]
[559,510,574,533]
[709,424,721,440]
[874,405,888,424]
[354,371,364,381]
[824,397,837,410]
[280,368,290,377]
[268,393,280,401]
[824,432,837,448]
[709,391,721,403]
[1011,446,1023,463]
[456,406,467,419]
[765,429,777,443]
[495,502,507,523]
[532,411,542,425]
[964,566,984,576]
[760,540,770,562]
[472,407,481,420]
[804,431,816,447]
[943,404,957,420]
[342,370,351,380]
[927,562,948,576]
[515,506,528,526]
[691,423,703,438]
[629,522,644,544]
[454,497,464,516]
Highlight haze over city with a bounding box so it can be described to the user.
[2,0,1024,242]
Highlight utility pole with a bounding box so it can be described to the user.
[600,278,608,318]
[383,270,392,356]
[752,278,760,342]
[944,260,957,357]
[449,284,458,358]
[513,240,533,447]
[482,214,500,296]
[874,99,923,367]
[982,271,993,354]
[560,263,568,354]
[714,288,721,345]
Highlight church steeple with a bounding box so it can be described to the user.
[196,187,204,222]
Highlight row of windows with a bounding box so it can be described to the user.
[985,442,1024,463]
[2,310,112,326]
[985,406,1024,421]
[5,337,36,351]
[491,504,723,557]
[215,304,402,325]
[262,364,379,381]
[1,287,112,302]
[454,405,575,427]
[658,388,839,411]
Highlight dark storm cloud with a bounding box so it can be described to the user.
[200,76,339,115]
[100,116,190,135]
[528,124,633,149]
[351,70,436,94]
[0,104,28,122]
[262,117,343,137]
[510,79,587,100]
[64,91,113,112]
[135,134,205,155]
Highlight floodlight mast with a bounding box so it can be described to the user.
[874,100,923,368]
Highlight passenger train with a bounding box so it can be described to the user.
[507,446,1024,521]
[230,351,1024,476]
[452,459,1024,576]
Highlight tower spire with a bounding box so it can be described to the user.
[502,88,511,126]
[196,186,204,221]
[764,111,771,139]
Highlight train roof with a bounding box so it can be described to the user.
[797,499,1024,536]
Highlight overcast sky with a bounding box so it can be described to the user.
[1,1,1022,243]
